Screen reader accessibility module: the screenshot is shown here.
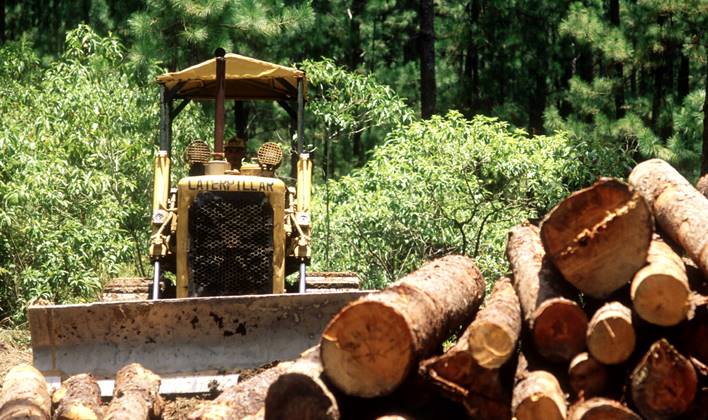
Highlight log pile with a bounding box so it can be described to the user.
[3,159,707,419]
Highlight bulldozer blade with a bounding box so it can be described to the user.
[29,291,368,379]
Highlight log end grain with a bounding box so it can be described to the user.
[568,398,641,420]
[540,178,653,298]
[467,277,521,369]
[512,371,566,420]
[587,302,635,365]
[468,321,516,369]
[532,298,588,362]
[321,301,413,398]
[631,269,690,326]
[631,339,697,419]
[568,352,608,399]
[0,363,51,420]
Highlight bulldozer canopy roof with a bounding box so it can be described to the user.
[155,53,306,101]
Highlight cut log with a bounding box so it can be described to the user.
[586,301,635,365]
[467,277,522,369]
[265,347,339,420]
[697,174,708,199]
[104,363,162,420]
[52,373,103,420]
[188,362,291,420]
[631,338,697,419]
[511,353,566,420]
[321,255,486,398]
[0,364,51,420]
[683,357,708,420]
[419,325,510,420]
[506,223,588,361]
[567,398,640,420]
[629,158,708,277]
[681,302,708,365]
[568,352,608,399]
[631,236,691,326]
[540,178,653,298]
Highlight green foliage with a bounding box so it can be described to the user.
[312,112,619,290]
[0,26,211,323]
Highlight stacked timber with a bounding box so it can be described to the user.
[3,159,707,419]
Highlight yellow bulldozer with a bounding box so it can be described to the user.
[27,50,365,392]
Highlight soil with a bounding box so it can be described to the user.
[0,328,32,388]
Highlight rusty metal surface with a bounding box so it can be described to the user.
[29,291,367,378]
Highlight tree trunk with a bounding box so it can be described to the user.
[702,56,708,176]
[586,301,635,365]
[628,159,708,277]
[678,53,690,101]
[104,363,162,420]
[651,58,665,133]
[419,0,436,119]
[631,236,690,326]
[506,223,588,362]
[568,352,608,399]
[265,346,340,420]
[52,374,103,420]
[349,0,366,165]
[419,317,511,419]
[321,255,486,398]
[609,0,625,119]
[188,362,293,420]
[540,178,653,298]
[511,353,566,420]
[0,0,5,43]
[568,398,640,420]
[0,364,51,420]
[631,339,697,419]
[467,276,522,369]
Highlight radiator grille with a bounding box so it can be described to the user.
[188,191,273,296]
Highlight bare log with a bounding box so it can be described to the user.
[188,362,291,420]
[506,223,588,361]
[104,363,162,420]
[629,159,708,277]
[511,353,566,420]
[0,364,51,420]
[540,178,653,298]
[52,374,103,420]
[587,302,635,365]
[568,352,608,399]
[697,174,708,199]
[265,347,339,420]
[321,255,486,398]
[467,277,522,369]
[419,326,510,420]
[631,236,691,326]
[631,338,697,419]
[568,398,640,420]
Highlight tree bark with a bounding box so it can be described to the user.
[0,364,51,420]
[506,222,588,362]
[677,53,690,101]
[609,0,625,119]
[697,174,708,199]
[265,346,339,420]
[321,255,485,398]
[349,0,366,165]
[188,362,292,420]
[467,276,522,369]
[104,363,162,420]
[586,302,635,365]
[568,398,640,420]
[52,374,103,420]
[540,178,653,298]
[568,352,608,399]
[631,339,697,419]
[511,353,566,420]
[628,159,708,277]
[419,321,511,419]
[419,0,436,119]
[631,236,691,326]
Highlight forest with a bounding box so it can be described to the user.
[0,0,707,324]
